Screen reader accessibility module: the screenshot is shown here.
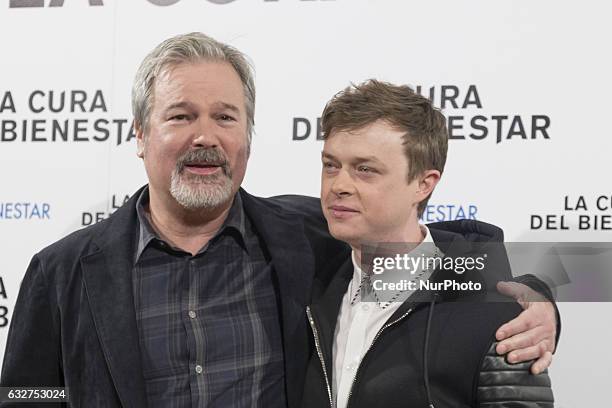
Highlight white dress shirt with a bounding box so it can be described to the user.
[332,225,441,408]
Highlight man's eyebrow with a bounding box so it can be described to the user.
[351,155,383,164]
[162,101,241,114]
[321,151,338,160]
[163,101,194,111]
[212,101,241,114]
[321,152,383,164]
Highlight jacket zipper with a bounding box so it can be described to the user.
[306,306,334,408]
[345,308,414,408]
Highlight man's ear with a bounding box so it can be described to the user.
[135,121,145,158]
[416,170,441,200]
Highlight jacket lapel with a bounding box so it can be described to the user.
[240,190,318,407]
[81,187,147,407]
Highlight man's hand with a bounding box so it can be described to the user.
[495,281,557,375]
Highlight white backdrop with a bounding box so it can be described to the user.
[1,1,611,406]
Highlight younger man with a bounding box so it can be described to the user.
[303,80,555,408]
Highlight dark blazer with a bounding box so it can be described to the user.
[0,187,349,408]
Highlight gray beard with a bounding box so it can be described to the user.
[165,146,235,210]
[169,168,233,210]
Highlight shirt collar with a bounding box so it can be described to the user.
[134,186,247,263]
[351,224,440,285]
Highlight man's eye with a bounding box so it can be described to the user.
[323,161,338,169]
[169,114,189,121]
[218,114,236,122]
[358,165,374,173]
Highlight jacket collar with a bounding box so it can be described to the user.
[239,188,315,307]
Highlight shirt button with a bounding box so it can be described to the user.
[195,365,203,374]
[361,304,370,312]
[188,310,197,319]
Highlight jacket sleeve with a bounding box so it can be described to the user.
[512,274,561,349]
[477,341,554,408]
[0,254,64,407]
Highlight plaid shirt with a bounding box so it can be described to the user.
[133,189,286,408]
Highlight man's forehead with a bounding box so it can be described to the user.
[152,61,245,109]
[157,63,233,87]
[323,123,409,167]
[156,59,233,78]
[326,122,405,146]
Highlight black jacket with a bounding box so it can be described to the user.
[302,220,554,408]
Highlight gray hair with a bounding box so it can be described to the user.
[132,32,256,147]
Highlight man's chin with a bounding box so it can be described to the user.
[328,226,359,246]
[170,181,233,211]
[175,171,232,193]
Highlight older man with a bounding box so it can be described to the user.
[1,33,557,408]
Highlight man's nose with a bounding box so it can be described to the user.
[330,169,355,197]
[191,118,219,148]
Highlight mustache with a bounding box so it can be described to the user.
[176,148,231,177]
